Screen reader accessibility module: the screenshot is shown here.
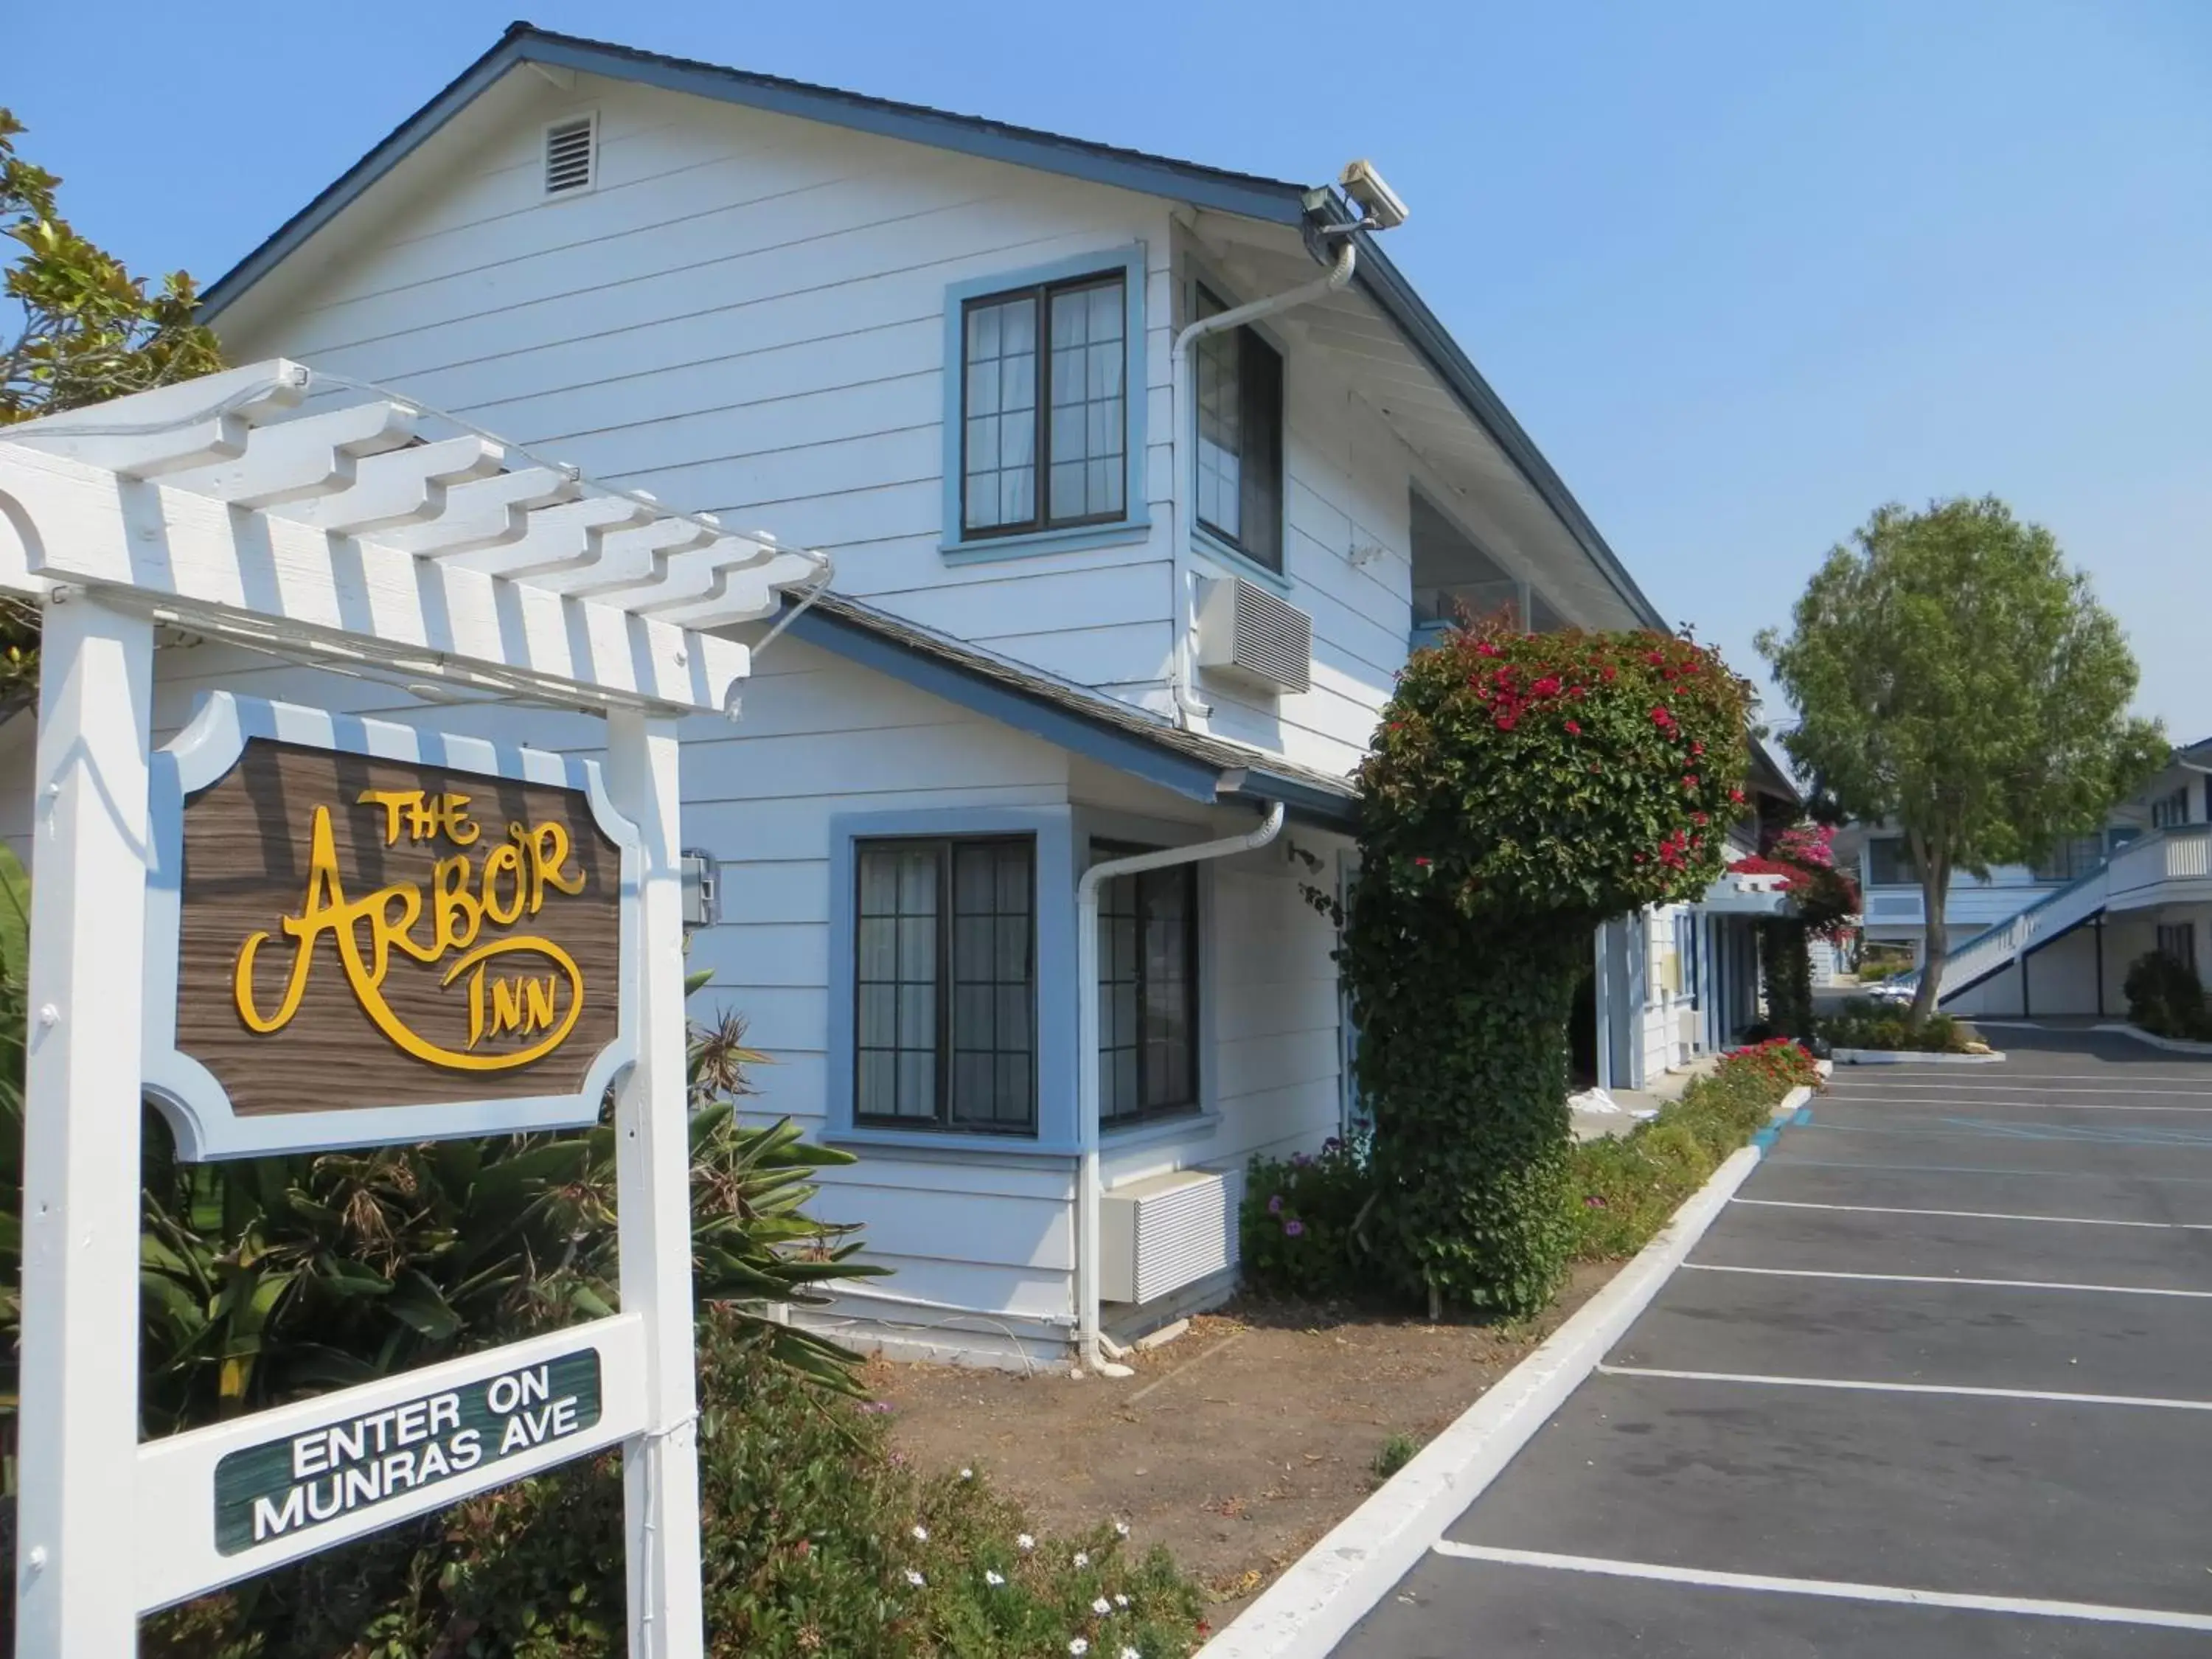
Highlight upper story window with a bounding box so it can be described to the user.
[1410,490,1560,632]
[854,836,1036,1134]
[2030,835,2105,883]
[2151,786,2191,829]
[1865,838,1919,887]
[960,274,1127,538]
[1193,286,1284,573]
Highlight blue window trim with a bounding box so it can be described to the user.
[1192,524,1294,594]
[940,244,1151,563]
[1180,255,1293,591]
[825,806,1081,1155]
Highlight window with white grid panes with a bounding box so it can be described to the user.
[960,274,1126,536]
[855,838,1036,1132]
[1096,850,1200,1127]
[1193,285,1284,571]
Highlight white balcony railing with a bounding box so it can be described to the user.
[2107,823,2212,908]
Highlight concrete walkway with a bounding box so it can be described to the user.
[1336,1029,2212,1656]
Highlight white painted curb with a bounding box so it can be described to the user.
[1195,1082,1816,1659]
[1831,1047,2006,1065]
[2092,1022,2212,1056]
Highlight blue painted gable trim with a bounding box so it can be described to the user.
[939,245,1151,560]
[824,806,1081,1156]
[785,606,1225,806]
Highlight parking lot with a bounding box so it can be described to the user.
[1339,1030,2212,1656]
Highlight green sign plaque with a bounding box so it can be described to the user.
[214,1349,602,1554]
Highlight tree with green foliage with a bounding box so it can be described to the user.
[0,107,223,701]
[1758,498,2165,1024]
[1340,621,1753,1315]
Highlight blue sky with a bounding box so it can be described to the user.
[11,1,2209,734]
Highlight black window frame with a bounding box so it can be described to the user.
[1094,843,1203,1129]
[1865,838,1919,887]
[956,270,1130,540]
[2157,920,2197,969]
[2152,786,2191,830]
[1192,283,1285,573]
[852,835,1038,1135]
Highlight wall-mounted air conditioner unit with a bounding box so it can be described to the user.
[1099,1167,1240,1305]
[1195,577,1312,696]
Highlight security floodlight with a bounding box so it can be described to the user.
[1339,159,1409,232]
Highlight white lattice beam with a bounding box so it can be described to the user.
[0,442,747,713]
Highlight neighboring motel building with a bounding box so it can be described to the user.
[1857,737,2212,1020]
[1,26,1786,1367]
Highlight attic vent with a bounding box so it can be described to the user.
[543,115,596,195]
[1194,577,1313,695]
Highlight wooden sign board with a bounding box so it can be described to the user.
[145,694,641,1158]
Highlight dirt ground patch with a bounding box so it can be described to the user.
[869,1261,1615,1621]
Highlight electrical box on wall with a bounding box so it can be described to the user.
[1194,577,1312,696]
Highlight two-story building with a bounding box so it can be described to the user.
[1867,738,2212,1018]
[3,26,1765,1368]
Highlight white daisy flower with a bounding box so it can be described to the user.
[1113,1520,1130,1538]
[985,1569,1006,1587]
[959,1467,974,1480]
[905,1569,925,1587]
[1073,1551,1090,1568]
[911,1524,929,1543]
[1068,1641,1090,1657]
[1120,1649,1142,1659]
[1113,1593,1130,1608]
[1092,1596,1113,1615]
[1016,1533,1036,1553]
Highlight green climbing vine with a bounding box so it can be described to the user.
[1337,619,1753,1314]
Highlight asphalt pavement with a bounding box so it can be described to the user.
[1336,1029,2212,1657]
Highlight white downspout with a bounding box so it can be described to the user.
[1075,799,1287,1375]
[1167,236,1360,728]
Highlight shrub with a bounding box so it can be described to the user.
[1339,621,1753,1314]
[1818,998,1970,1054]
[1371,1433,1419,1482]
[2124,950,2212,1040]
[1239,1133,1371,1301]
[147,1313,1207,1657]
[1568,1040,1819,1260]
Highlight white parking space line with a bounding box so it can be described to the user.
[1680,1263,2212,1298]
[1821,1101,2212,1116]
[1430,1543,2212,1632]
[1596,1363,2212,1413]
[1827,1082,2212,1097]
[1732,1197,2212,1231]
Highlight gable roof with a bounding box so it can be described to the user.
[783,591,1360,829]
[201,22,1665,634]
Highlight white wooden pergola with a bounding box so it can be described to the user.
[0,361,821,1656]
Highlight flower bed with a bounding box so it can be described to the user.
[149,1312,1206,1658]
[1243,1041,1823,1295]
[1817,998,1974,1054]
[1568,1040,1822,1260]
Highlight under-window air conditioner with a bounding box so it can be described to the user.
[1099,1167,1241,1305]
[1194,577,1312,695]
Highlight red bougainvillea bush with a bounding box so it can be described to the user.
[1340,619,1754,1314]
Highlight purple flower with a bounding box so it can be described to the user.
[1283,1219,1306,1238]
[859,1400,895,1414]
[1290,1152,1313,1168]
[1267,1194,1284,1214]
[1322,1137,1341,1152]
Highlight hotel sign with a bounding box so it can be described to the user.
[144,695,640,1159]
[215,1349,602,1554]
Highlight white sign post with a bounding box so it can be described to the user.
[0,363,823,1656]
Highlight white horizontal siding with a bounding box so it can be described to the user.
[221,76,1180,706]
